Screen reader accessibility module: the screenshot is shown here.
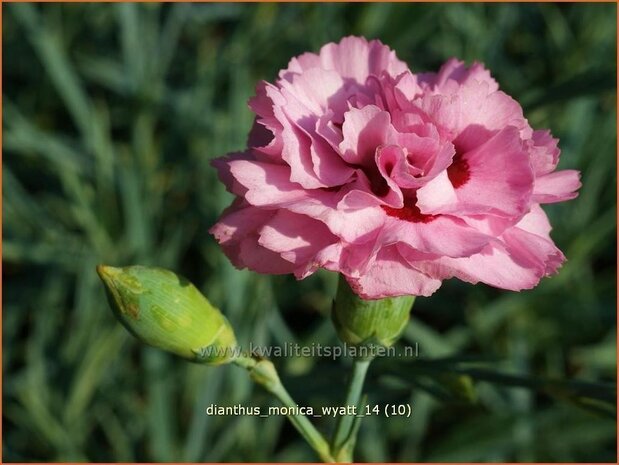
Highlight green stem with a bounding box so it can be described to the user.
[269,382,335,463]
[234,355,335,463]
[331,358,372,461]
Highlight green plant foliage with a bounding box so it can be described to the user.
[3,3,616,462]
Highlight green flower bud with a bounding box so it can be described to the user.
[97,265,237,365]
[332,277,414,348]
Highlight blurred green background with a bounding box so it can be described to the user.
[3,2,617,462]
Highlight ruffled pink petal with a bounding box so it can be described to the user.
[361,71,424,114]
[286,191,386,243]
[418,58,499,93]
[408,244,536,291]
[375,144,410,199]
[407,204,565,291]
[392,71,424,105]
[317,36,409,85]
[393,125,456,187]
[463,196,560,241]
[316,111,344,151]
[249,81,280,119]
[248,81,286,158]
[529,129,560,176]
[515,204,552,237]
[380,212,492,258]
[502,227,565,276]
[209,202,295,274]
[218,162,386,244]
[212,152,252,197]
[345,245,442,299]
[281,52,322,80]
[339,105,396,165]
[291,243,343,279]
[418,80,528,137]
[409,231,563,292]
[210,199,266,245]
[397,128,439,168]
[258,79,345,189]
[280,110,354,188]
[280,37,408,88]
[417,126,534,218]
[277,102,325,189]
[227,159,308,206]
[415,169,458,212]
[309,134,356,186]
[336,231,384,278]
[278,68,348,121]
[376,143,421,186]
[258,210,347,280]
[238,239,299,274]
[221,163,386,244]
[532,170,581,204]
[337,164,403,209]
[462,214,515,237]
[265,73,356,187]
[247,119,274,149]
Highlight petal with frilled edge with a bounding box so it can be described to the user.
[345,245,442,299]
[532,170,581,204]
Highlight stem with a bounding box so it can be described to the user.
[269,382,335,463]
[233,355,335,463]
[331,358,372,461]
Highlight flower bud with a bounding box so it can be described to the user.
[97,265,237,365]
[332,277,414,348]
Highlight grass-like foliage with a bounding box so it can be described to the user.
[3,3,616,462]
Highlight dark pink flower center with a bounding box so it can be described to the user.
[447,152,470,188]
[382,195,436,223]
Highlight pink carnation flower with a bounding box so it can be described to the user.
[210,36,581,299]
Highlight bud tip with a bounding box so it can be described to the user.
[96,264,119,282]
